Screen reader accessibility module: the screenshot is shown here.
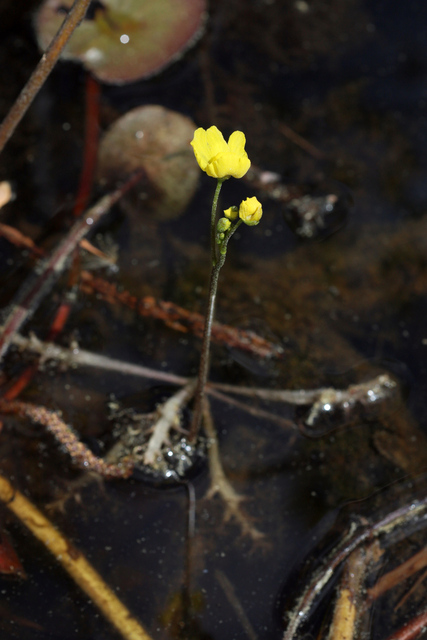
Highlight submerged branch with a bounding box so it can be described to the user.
[80,271,283,359]
[0,0,92,156]
[0,176,141,363]
[282,497,427,640]
[0,472,152,640]
[0,399,134,479]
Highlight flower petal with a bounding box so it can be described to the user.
[205,126,228,157]
[191,128,210,171]
[227,130,247,156]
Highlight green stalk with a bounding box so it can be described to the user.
[210,178,225,266]
[189,219,242,441]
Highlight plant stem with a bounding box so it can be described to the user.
[189,220,242,441]
[210,179,225,265]
[0,0,92,157]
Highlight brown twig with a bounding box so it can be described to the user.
[277,122,326,160]
[79,271,283,360]
[0,0,92,156]
[368,545,427,602]
[327,544,376,640]
[0,399,134,479]
[0,473,152,640]
[384,609,427,640]
[0,175,142,363]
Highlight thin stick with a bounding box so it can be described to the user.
[385,609,427,640]
[0,174,141,363]
[327,545,370,640]
[0,0,92,156]
[0,473,152,640]
[212,374,397,407]
[368,545,427,601]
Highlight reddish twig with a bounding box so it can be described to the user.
[0,174,142,363]
[0,399,133,479]
[73,73,100,218]
[277,122,326,160]
[385,610,427,640]
[0,0,92,156]
[368,546,427,601]
[79,271,283,359]
[0,223,43,256]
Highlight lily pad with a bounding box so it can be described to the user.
[35,0,207,84]
[96,105,199,219]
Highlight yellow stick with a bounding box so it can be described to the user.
[0,473,152,640]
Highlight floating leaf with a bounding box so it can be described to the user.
[35,0,207,84]
[97,105,199,219]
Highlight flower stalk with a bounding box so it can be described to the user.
[189,125,263,441]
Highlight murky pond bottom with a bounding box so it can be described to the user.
[2,0,427,638]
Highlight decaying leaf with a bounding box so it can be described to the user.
[97,105,199,219]
[35,0,207,84]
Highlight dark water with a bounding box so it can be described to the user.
[1,0,427,638]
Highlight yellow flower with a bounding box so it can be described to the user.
[239,197,263,226]
[191,126,251,179]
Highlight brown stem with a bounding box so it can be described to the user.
[0,0,92,156]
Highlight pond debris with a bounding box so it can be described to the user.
[0,527,26,579]
[367,544,427,602]
[0,399,134,479]
[105,380,205,483]
[326,544,374,640]
[281,494,427,640]
[215,570,258,640]
[0,175,142,363]
[0,0,92,155]
[0,472,153,640]
[203,399,265,542]
[4,331,398,436]
[303,374,398,429]
[35,0,207,84]
[79,271,283,359]
[245,166,352,239]
[0,181,12,209]
[96,105,199,219]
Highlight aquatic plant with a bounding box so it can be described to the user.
[189,126,263,439]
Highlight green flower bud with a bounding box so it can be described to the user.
[217,217,232,233]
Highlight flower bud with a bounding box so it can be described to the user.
[238,196,263,226]
[223,206,239,221]
[217,217,232,233]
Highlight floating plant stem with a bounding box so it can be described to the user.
[0,0,92,156]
